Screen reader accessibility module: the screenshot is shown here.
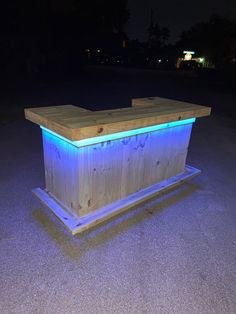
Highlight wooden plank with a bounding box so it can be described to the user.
[24,105,90,128]
[58,102,195,124]
[25,99,211,141]
[32,165,200,235]
[42,129,82,215]
[32,188,78,233]
[42,123,193,217]
[71,107,210,141]
[132,96,208,108]
[25,105,91,139]
[66,103,201,127]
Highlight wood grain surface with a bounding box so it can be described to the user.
[24,97,211,141]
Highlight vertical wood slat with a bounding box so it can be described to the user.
[42,123,193,218]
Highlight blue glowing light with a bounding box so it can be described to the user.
[40,118,195,148]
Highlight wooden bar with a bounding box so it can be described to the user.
[25,97,211,234]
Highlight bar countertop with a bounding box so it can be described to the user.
[24,97,211,141]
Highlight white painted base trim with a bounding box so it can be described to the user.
[32,165,200,235]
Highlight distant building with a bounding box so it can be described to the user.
[176,50,206,69]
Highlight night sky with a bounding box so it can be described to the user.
[126,0,236,43]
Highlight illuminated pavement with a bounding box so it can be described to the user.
[0,112,235,314]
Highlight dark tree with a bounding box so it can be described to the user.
[1,0,130,79]
[147,11,170,54]
[178,15,236,68]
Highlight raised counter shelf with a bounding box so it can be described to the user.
[25,97,211,141]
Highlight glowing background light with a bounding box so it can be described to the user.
[183,50,195,54]
[40,118,196,148]
[183,50,195,61]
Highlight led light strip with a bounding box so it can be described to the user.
[41,118,195,148]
